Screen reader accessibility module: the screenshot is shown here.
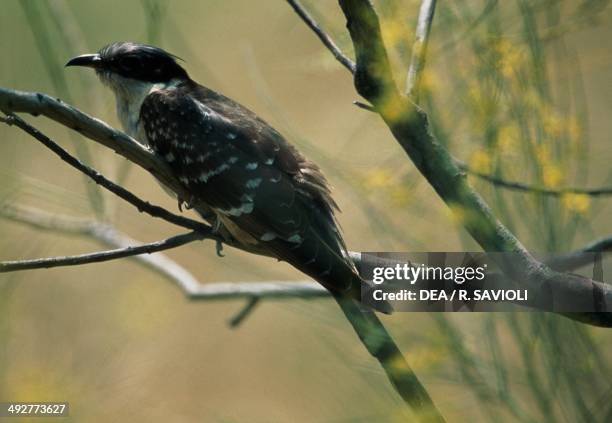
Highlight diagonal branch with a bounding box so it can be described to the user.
[406,0,437,100]
[1,112,212,234]
[0,87,180,195]
[286,0,356,73]
[0,231,203,272]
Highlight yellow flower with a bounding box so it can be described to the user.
[542,111,564,138]
[535,144,552,164]
[494,39,523,79]
[389,185,412,207]
[496,125,519,156]
[418,69,438,94]
[542,164,563,188]
[381,18,409,49]
[469,150,492,173]
[562,193,591,215]
[567,117,582,143]
[364,168,393,190]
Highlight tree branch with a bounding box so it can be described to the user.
[460,162,612,197]
[0,205,209,295]
[0,231,203,272]
[285,0,356,73]
[333,294,444,422]
[0,87,230,234]
[0,112,213,234]
[406,0,437,100]
[0,87,179,195]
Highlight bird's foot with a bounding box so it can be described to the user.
[212,218,225,257]
[216,240,224,257]
[177,195,196,212]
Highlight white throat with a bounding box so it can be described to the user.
[98,73,181,142]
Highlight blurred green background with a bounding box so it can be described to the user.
[0,0,611,421]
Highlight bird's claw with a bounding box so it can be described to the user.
[177,195,195,212]
[211,218,224,257]
[216,240,224,257]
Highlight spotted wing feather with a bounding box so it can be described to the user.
[139,82,385,308]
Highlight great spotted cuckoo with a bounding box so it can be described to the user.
[66,42,389,313]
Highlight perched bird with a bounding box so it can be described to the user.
[66,42,389,313]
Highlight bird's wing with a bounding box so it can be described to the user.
[140,85,358,294]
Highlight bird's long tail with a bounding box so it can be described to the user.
[279,223,393,314]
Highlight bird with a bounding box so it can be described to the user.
[66,42,390,313]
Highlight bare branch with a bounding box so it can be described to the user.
[190,281,325,299]
[545,237,612,272]
[285,0,356,73]
[0,87,169,184]
[228,297,261,327]
[333,294,445,422]
[0,204,208,293]
[406,0,437,100]
[1,112,213,235]
[0,231,203,273]
[0,204,327,298]
[460,162,612,197]
[353,100,377,112]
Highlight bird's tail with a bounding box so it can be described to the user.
[322,259,393,314]
[278,226,393,314]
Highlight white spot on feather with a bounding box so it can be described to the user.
[246,162,258,170]
[260,232,277,241]
[246,178,262,189]
[198,163,230,183]
[220,202,254,217]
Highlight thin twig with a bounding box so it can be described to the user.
[0,232,203,273]
[461,162,612,197]
[285,0,356,73]
[353,100,377,112]
[0,205,207,294]
[1,112,213,235]
[228,297,261,328]
[0,87,198,215]
[406,0,437,100]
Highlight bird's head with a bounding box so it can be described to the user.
[66,42,189,94]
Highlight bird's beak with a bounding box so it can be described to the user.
[65,54,103,68]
